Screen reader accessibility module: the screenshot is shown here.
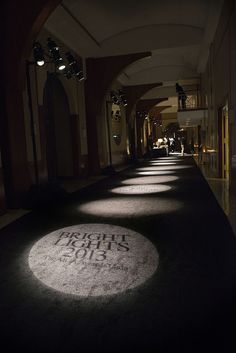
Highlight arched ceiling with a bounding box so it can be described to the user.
[44,0,223,106]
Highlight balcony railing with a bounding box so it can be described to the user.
[177,90,205,111]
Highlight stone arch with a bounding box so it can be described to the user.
[2,0,63,207]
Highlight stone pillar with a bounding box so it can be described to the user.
[123,84,163,160]
[85,52,151,174]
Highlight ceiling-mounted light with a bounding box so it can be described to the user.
[123,99,128,106]
[65,52,84,80]
[110,89,127,106]
[76,71,85,81]
[33,42,45,67]
[57,60,66,71]
[64,70,72,79]
[47,37,65,71]
[111,91,119,105]
[118,89,127,107]
[65,51,76,66]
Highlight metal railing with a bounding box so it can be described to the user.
[177,90,205,111]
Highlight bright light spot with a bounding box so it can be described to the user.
[37,60,45,66]
[110,184,172,195]
[149,160,182,163]
[122,175,178,184]
[58,64,66,71]
[148,162,177,165]
[79,197,181,217]
[126,170,175,176]
[29,224,158,297]
[154,157,180,160]
[137,165,192,171]
[137,171,175,176]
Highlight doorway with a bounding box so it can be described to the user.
[218,103,229,179]
[43,73,74,181]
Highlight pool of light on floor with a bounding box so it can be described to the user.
[125,170,175,176]
[28,224,159,297]
[122,175,178,185]
[110,184,172,195]
[151,157,180,162]
[148,161,182,165]
[136,170,175,176]
[137,165,192,171]
[147,162,178,166]
[78,196,181,217]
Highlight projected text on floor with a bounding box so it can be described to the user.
[29,224,159,296]
[52,231,130,264]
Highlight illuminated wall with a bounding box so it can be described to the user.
[201,0,236,179]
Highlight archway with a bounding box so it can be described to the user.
[43,73,74,180]
[2,0,62,207]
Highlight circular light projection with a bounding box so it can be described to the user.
[152,159,180,162]
[79,197,181,217]
[149,162,182,166]
[29,224,158,297]
[155,157,179,159]
[147,162,177,166]
[149,159,182,163]
[122,175,178,185]
[110,184,172,195]
[137,171,175,176]
[137,165,192,171]
[125,170,175,177]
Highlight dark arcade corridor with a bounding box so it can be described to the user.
[1,156,236,353]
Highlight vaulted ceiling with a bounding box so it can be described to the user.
[44,0,223,106]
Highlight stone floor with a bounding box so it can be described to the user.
[1,156,236,353]
[196,158,236,235]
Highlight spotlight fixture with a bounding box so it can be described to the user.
[118,89,123,96]
[65,52,85,81]
[150,115,162,127]
[118,89,128,106]
[76,71,85,81]
[47,37,65,71]
[58,63,66,71]
[110,91,119,104]
[65,51,78,73]
[110,90,127,106]
[66,51,77,66]
[33,42,45,67]
[136,110,147,119]
[64,70,72,79]
[31,39,85,81]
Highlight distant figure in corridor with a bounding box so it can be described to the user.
[176,83,187,110]
[181,137,186,155]
[147,134,153,157]
[170,138,176,153]
[190,137,195,154]
[166,137,171,156]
